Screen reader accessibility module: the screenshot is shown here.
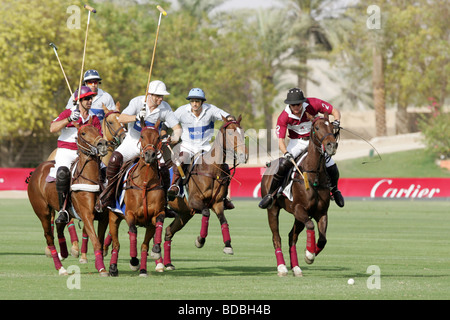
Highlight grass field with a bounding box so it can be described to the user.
[1,198,449,301]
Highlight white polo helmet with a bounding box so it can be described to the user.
[148,80,170,95]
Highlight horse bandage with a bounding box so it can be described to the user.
[71,184,100,192]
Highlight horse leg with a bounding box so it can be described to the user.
[67,219,80,258]
[268,205,287,277]
[103,230,112,257]
[128,224,139,271]
[213,203,233,255]
[108,211,121,277]
[82,214,108,276]
[56,222,68,260]
[288,219,305,277]
[315,214,328,256]
[195,209,210,249]
[163,209,194,270]
[79,227,89,264]
[40,210,68,275]
[139,226,155,277]
[151,214,164,260]
[304,218,317,265]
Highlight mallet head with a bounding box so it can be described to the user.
[49,42,57,50]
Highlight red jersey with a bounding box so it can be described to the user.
[276,98,333,139]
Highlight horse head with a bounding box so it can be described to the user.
[306,112,338,156]
[74,120,108,157]
[139,118,161,165]
[220,114,247,164]
[102,102,126,147]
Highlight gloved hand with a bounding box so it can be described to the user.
[284,152,293,161]
[136,108,146,121]
[332,120,340,130]
[68,110,80,122]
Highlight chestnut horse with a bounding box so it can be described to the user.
[107,122,166,277]
[27,123,109,276]
[260,113,338,277]
[163,115,247,270]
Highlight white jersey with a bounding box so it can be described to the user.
[65,88,115,122]
[174,103,229,153]
[122,96,179,139]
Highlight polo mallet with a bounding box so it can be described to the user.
[49,43,73,96]
[166,144,186,179]
[142,5,168,115]
[289,158,310,191]
[76,4,97,110]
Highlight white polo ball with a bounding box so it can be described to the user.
[347,278,355,285]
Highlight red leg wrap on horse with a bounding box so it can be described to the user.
[104,232,112,247]
[94,250,105,271]
[221,223,231,243]
[275,248,285,266]
[200,215,209,238]
[58,236,68,259]
[315,245,323,256]
[49,245,63,270]
[163,241,172,265]
[110,248,119,265]
[306,230,316,253]
[81,233,89,254]
[67,222,79,242]
[129,231,137,258]
[140,250,148,271]
[154,221,163,245]
[155,257,163,265]
[289,245,299,268]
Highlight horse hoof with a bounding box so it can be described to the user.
[292,266,303,277]
[151,244,161,259]
[58,267,68,276]
[139,269,148,277]
[195,236,205,248]
[71,247,79,258]
[45,246,51,258]
[99,269,110,277]
[58,253,66,261]
[304,250,315,265]
[155,263,165,272]
[165,263,175,271]
[109,264,119,277]
[277,264,288,277]
[223,246,234,255]
[129,257,139,271]
[79,258,88,264]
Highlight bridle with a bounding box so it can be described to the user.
[310,117,336,156]
[76,124,106,157]
[138,127,161,161]
[103,110,126,149]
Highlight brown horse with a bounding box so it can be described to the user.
[27,123,109,276]
[107,122,166,277]
[260,113,338,277]
[163,115,247,270]
[45,102,125,262]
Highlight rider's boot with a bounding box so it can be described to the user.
[259,158,292,209]
[55,166,71,224]
[160,164,177,218]
[96,151,123,211]
[222,164,235,210]
[167,167,181,201]
[327,163,344,207]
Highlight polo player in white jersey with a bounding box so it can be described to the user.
[167,88,235,210]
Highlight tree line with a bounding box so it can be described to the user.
[0,0,448,166]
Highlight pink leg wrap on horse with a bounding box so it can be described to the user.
[306,230,316,253]
[315,245,323,256]
[155,257,163,265]
[81,233,89,254]
[163,241,172,265]
[110,248,119,265]
[48,245,63,270]
[221,223,231,243]
[275,248,285,266]
[140,251,148,271]
[129,231,138,258]
[154,221,163,245]
[104,232,112,247]
[58,235,68,259]
[289,245,299,268]
[94,250,105,271]
[200,215,209,239]
[67,222,79,242]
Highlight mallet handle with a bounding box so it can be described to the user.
[84,4,97,13]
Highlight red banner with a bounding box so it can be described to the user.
[1,167,449,199]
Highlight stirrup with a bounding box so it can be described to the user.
[331,190,345,208]
[55,209,69,224]
[224,198,235,210]
[258,194,274,209]
[167,185,180,201]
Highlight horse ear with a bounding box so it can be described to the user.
[115,101,121,112]
[73,121,81,129]
[222,115,228,122]
[154,120,161,130]
[305,112,314,121]
[140,116,146,129]
[324,112,329,121]
[102,103,108,113]
[237,114,242,124]
[88,116,93,125]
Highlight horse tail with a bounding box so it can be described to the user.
[25,171,34,184]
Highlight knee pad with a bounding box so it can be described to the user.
[56,166,71,193]
[106,151,123,178]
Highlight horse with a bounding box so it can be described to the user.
[163,115,247,270]
[27,122,109,276]
[107,120,166,277]
[260,113,338,277]
[45,103,125,263]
